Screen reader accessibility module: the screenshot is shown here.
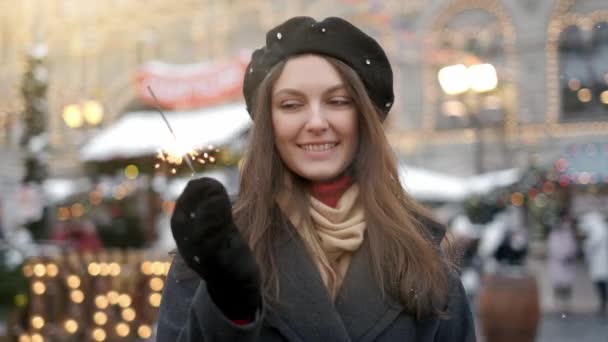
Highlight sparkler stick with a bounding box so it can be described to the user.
[146,85,196,175]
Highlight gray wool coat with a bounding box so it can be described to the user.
[156,219,476,341]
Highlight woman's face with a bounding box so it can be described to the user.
[271,55,358,182]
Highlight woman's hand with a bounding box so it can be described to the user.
[170,177,261,321]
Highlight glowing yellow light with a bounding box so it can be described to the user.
[93,311,108,325]
[121,308,136,321]
[18,334,31,342]
[578,88,592,102]
[140,261,153,275]
[601,90,608,104]
[83,100,104,126]
[63,104,83,128]
[92,328,106,341]
[57,207,71,220]
[31,315,45,329]
[70,203,85,218]
[70,290,84,303]
[33,264,46,277]
[209,156,216,163]
[89,190,103,205]
[124,164,139,180]
[511,193,525,206]
[438,64,469,95]
[467,64,498,93]
[118,294,132,308]
[95,295,109,309]
[64,319,78,334]
[149,277,164,292]
[66,275,81,289]
[116,323,130,337]
[46,263,58,277]
[88,263,101,276]
[149,293,162,307]
[99,263,110,276]
[32,281,46,295]
[112,186,126,200]
[138,325,152,339]
[164,262,171,276]
[109,263,121,276]
[152,261,165,276]
[22,265,33,278]
[30,334,43,342]
[107,291,119,304]
[441,100,467,117]
[568,78,581,91]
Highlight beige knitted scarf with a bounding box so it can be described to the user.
[277,184,366,299]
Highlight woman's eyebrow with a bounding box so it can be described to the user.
[273,88,303,97]
[273,84,346,97]
[324,84,347,94]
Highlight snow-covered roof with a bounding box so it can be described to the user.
[466,168,522,195]
[80,103,251,161]
[399,164,522,202]
[399,165,469,202]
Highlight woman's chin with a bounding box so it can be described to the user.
[296,168,344,182]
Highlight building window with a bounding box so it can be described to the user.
[560,22,608,121]
[429,8,513,131]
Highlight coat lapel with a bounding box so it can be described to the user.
[335,242,413,342]
[265,220,351,342]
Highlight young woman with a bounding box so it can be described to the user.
[157,16,476,341]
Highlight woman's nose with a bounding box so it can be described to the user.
[305,104,329,132]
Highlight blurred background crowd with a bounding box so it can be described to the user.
[0,0,607,341]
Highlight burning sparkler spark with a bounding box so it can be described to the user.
[147,86,222,176]
[147,86,196,175]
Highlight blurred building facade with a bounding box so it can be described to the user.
[0,0,606,180]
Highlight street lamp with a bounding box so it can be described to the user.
[437,63,498,174]
[62,100,104,129]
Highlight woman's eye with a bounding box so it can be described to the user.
[279,101,303,110]
[329,97,352,106]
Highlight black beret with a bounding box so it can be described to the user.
[243,16,394,121]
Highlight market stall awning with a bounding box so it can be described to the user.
[399,164,522,202]
[467,168,522,195]
[80,103,251,162]
[399,164,469,202]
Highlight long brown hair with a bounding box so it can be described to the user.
[233,55,451,318]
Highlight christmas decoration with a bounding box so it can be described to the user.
[11,250,169,342]
[20,44,50,241]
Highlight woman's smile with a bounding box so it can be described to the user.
[271,55,358,182]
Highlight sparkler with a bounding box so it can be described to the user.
[146,86,221,176]
[147,85,196,176]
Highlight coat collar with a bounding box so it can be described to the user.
[266,217,416,342]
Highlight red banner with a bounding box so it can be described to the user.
[134,54,250,110]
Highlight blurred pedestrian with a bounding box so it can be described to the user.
[579,211,608,316]
[157,16,475,341]
[547,209,578,313]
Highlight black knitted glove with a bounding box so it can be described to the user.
[170,177,261,321]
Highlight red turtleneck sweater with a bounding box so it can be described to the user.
[309,174,354,208]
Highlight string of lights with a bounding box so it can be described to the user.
[15,250,170,342]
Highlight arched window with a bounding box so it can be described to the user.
[559,22,608,120]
